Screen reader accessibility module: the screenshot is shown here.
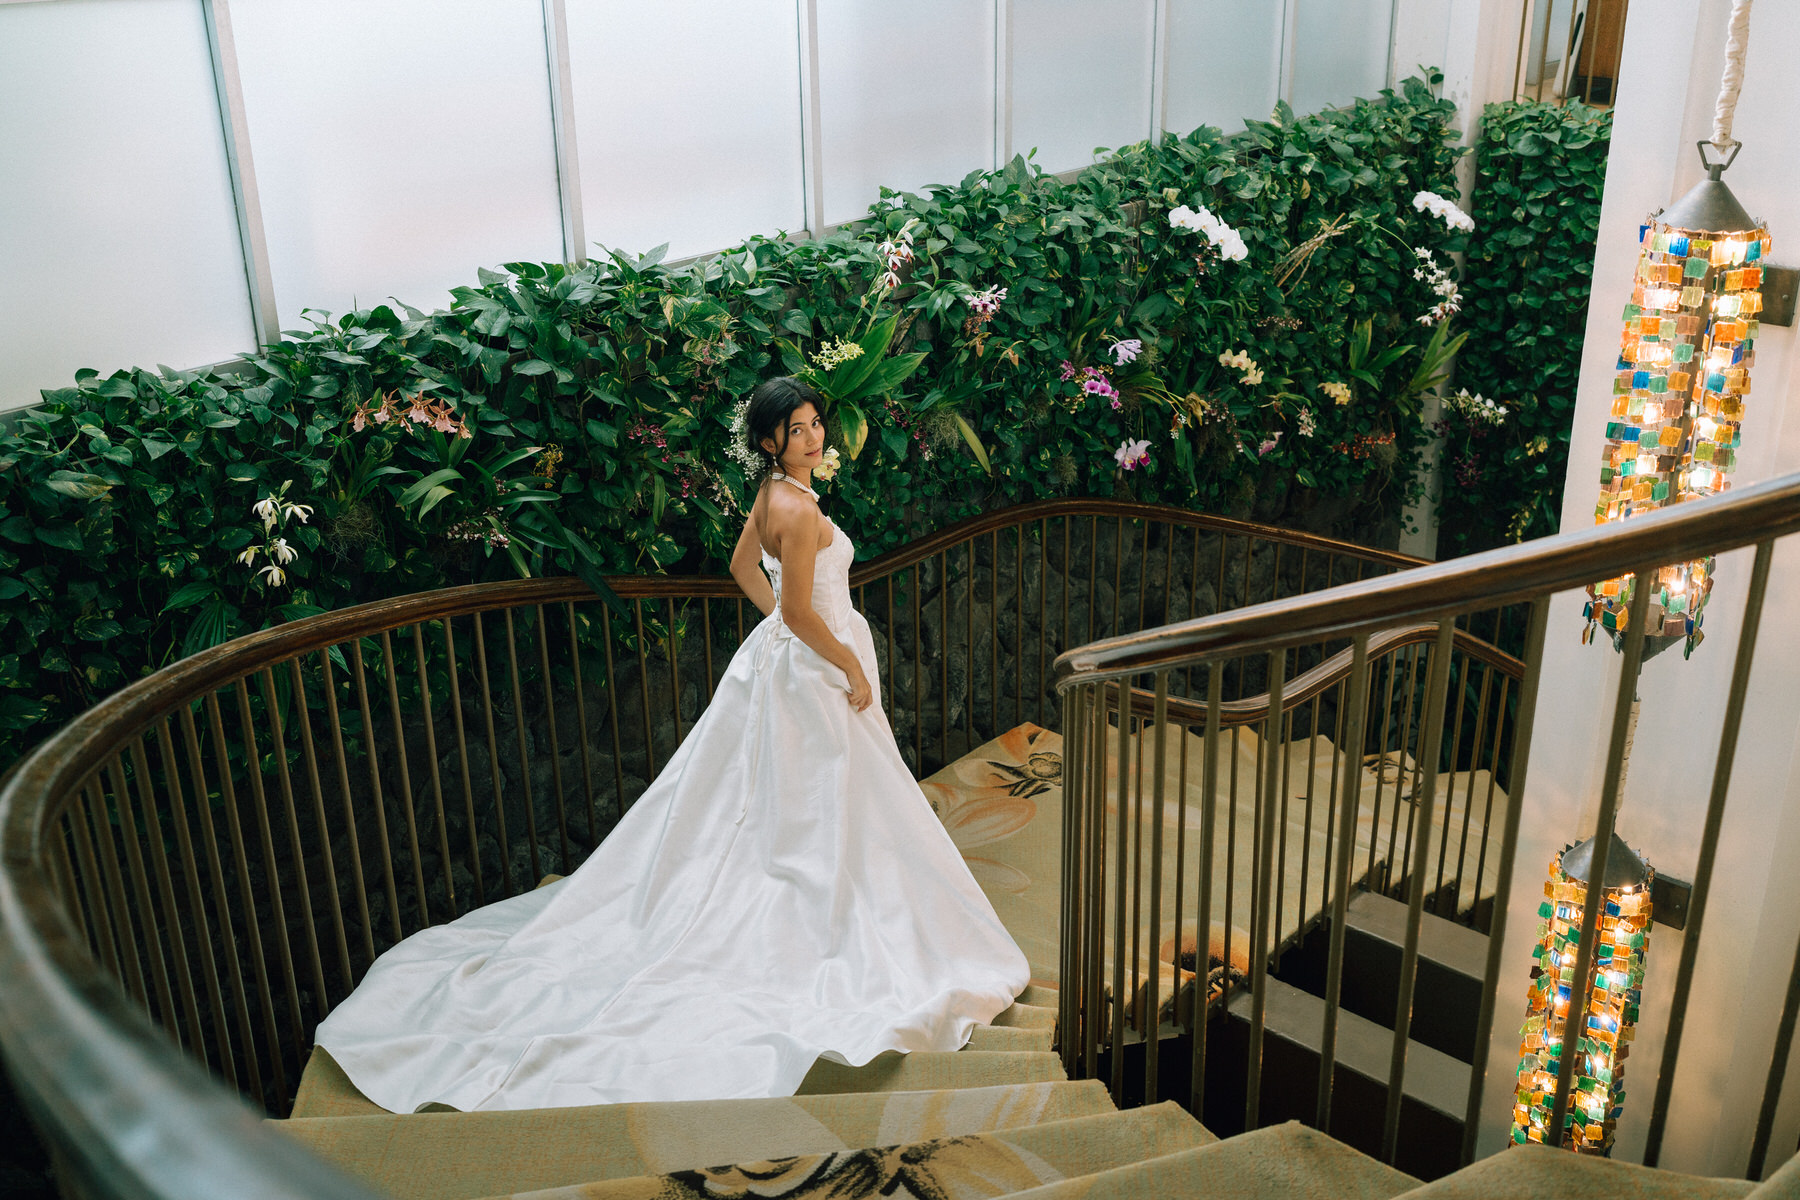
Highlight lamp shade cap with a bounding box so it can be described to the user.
[1659,176,1756,235]
[1561,833,1651,889]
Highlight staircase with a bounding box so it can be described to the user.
[271,904,1799,1199]
[267,726,1800,1198]
[1210,891,1487,1180]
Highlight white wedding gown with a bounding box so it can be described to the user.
[314,486,1030,1112]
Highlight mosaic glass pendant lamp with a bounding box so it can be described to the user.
[1584,150,1771,658]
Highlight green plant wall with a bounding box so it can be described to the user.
[1438,98,1612,555]
[0,73,1471,774]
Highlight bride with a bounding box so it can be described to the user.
[313,377,1030,1112]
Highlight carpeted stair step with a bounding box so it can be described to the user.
[463,1101,1212,1200]
[797,1049,1066,1096]
[277,1079,1118,1200]
[965,1024,1055,1052]
[292,1004,1062,1118]
[1001,1119,1419,1200]
[991,1001,1058,1031]
[1387,1142,1757,1199]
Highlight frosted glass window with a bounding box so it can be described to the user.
[817,1,994,227]
[232,0,565,323]
[1290,0,1393,116]
[566,1,804,260]
[0,0,254,413]
[1012,1,1155,174]
[1165,0,1287,135]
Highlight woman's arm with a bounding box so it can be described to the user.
[765,495,873,711]
[730,512,777,616]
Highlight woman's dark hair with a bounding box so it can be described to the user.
[743,376,823,476]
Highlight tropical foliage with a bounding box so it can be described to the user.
[0,73,1471,773]
[1440,98,1612,554]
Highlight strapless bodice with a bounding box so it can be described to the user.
[762,518,855,631]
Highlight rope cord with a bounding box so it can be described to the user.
[1711,0,1753,150]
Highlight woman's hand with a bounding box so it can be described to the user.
[845,663,874,713]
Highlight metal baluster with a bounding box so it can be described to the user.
[155,715,233,1079]
[227,688,304,1049]
[401,627,454,917]
[537,606,572,870]
[378,634,432,927]
[318,650,376,960]
[206,689,288,1104]
[177,703,261,1100]
[1461,597,1549,1164]
[568,603,598,854]
[1317,636,1371,1132]
[1382,620,1456,1163]
[471,615,516,898]
[285,660,351,986]
[432,621,479,906]
[1110,679,1132,1102]
[254,669,330,1017]
[1244,650,1286,1129]
[600,608,627,820]
[1144,674,1169,1103]
[350,640,406,932]
[1645,541,1773,1167]
[1546,572,1652,1148]
[1192,660,1223,1114]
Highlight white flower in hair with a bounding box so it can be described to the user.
[725,397,762,475]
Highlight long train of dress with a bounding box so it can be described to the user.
[313,502,1029,1112]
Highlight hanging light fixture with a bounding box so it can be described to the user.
[1520,0,1771,1159]
[1583,0,1769,658]
[1512,836,1653,1153]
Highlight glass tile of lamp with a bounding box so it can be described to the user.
[1584,215,1771,656]
[1512,839,1653,1154]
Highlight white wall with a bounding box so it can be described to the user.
[0,0,1410,415]
[1476,0,1800,1177]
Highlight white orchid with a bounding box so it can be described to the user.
[283,501,313,525]
[236,546,259,566]
[257,563,287,589]
[252,496,279,531]
[270,537,296,566]
[1412,190,1474,232]
[813,446,842,483]
[1169,203,1247,261]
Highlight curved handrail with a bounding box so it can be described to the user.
[3,499,1417,831]
[1120,623,1524,728]
[845,497,1425,584]
[0,496,1416,1200]
[1055,469,1800,687]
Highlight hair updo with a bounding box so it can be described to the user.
[740,376,824,477]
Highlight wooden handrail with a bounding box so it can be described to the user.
[1118,624,1525,728]
[1056,469,1800,687]
[845,497,1425,584]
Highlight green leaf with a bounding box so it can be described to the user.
[951,413,991,474]
[161,581,219,613]
[35,524,84,552]
[45,471,113,500]
[399,468,464,508]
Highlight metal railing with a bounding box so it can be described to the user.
[0,498,1413,1200]
[1054,468,1800,1177]
[1512,0,1630,106]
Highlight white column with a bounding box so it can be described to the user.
[1477,0,1800,1176]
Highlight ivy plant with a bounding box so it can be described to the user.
[0,72,1473,774]
[1440,99,1611,554]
